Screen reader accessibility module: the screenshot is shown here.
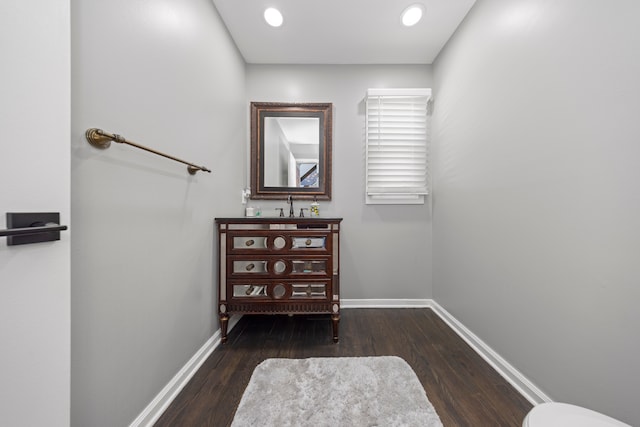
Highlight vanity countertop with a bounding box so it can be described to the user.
[215,217,342,222]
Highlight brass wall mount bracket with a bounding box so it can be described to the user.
[85,128,114,149]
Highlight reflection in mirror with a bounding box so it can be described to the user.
[263,117,320,188]
[251,102,332,200]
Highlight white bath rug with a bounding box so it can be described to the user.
[231,356,443,427]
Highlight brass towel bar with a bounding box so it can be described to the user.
[85,128,211,175]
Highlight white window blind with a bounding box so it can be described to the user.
[365,88,431,204]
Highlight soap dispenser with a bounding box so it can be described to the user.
[310,197,320,217]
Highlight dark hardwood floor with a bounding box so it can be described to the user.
[154,308,532,426]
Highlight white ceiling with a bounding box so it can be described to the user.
[212,0,476,65]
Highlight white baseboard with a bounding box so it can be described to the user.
[128,315,241,427]
[341,298,433,308]
[428,301,551,406]
[132,300,550,426]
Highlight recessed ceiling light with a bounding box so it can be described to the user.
[264,7,283,27]
[401,4,424,27]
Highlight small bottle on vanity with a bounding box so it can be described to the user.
[310,197,320,217]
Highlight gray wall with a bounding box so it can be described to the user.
[247,65,433,300]
[0,1,70,425]
[70,0,246,425]
[432,0,640,424]
[57,1,640,424]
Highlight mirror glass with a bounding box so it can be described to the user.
[273,260,287,274]
[251,102,332,200]
[273,284,286,298]
[273,236,286,249]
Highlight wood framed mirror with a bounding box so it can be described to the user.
[250,102,332,200]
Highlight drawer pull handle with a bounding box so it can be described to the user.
[245,285,255,295]
[246,263,255,271]
[245,239,255,247]
[305,239,312,246]
[306,286,312,297]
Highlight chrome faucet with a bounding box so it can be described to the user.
[288,195,295,217]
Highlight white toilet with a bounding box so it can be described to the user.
[523,402,631,427]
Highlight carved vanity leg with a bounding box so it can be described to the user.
[331,313,340,343]
[219,312,229,344]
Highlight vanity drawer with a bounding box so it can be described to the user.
[227,231,332,254]
[292,236,326,249]
[291,259,329,274]
[227,256,331,277]
[228,280,331,301]
[291,283,329,299]
[231,260,267,274]
[231,236,267,250]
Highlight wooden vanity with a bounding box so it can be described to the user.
[215,217,343,343]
